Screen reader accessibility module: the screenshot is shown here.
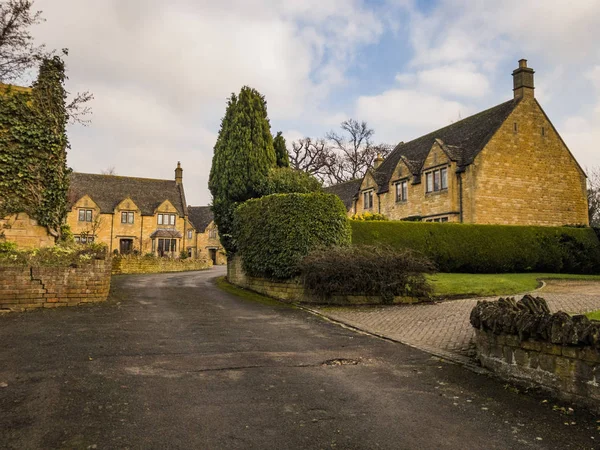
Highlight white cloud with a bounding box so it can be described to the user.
[356,89,470,144]
[32,0,384,204]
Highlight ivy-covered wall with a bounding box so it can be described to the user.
[0,56,70,242]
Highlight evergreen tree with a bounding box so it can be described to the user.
[208,86,276,253]
[273,131,289,168]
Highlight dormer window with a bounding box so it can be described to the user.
[395,180,408,202]
[78,209,93,222]
[157,214,176,225]
[425,167,448,193]
[121,211,134,224]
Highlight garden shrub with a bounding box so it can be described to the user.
[233,193,351,280]
[0,242,108,267]
[300,245,435,303]
[350,212,387,221]
[351,221,600,274]
[259,167,322,195]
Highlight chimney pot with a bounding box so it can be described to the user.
[519,59,527,68]
[374,153,384,169]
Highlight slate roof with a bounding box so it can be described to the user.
[324,179,362,209]
[373,99,519,193]
[68,172,186,216]
[187,206,214,232]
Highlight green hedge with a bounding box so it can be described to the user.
[234,193,351,279]
[351,221,600,274]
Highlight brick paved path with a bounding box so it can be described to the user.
[314,281,600,361]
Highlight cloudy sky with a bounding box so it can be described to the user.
[31,0,600,205]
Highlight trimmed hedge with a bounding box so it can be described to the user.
[234,193,351,279]
[351,221,600,274]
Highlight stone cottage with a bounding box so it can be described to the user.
[330,60,589,226]
[67,163,223,261]
[187,206,226,265]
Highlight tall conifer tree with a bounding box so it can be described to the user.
[209,86,276,253]
[273,131,289,168]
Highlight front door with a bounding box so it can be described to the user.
[120,238,133,254]
[209,248,217,265]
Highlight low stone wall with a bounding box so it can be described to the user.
[227,256,421,305]
[471,295,600,412]
[0,259,112,311]
[112,256,212,274]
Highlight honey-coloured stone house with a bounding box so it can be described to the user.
[331,60,589,226]
[67,163,225,262]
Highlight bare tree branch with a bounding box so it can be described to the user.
[289,119,392,185]
[0,0,45,83]
[588,166,600,227]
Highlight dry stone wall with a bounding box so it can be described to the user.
[471,295,600,412]
[112,256,211,274]
[0,259,111,312]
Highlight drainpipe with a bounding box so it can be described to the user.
[458,172,464,223]
[140,214,143,253]
[109,213,114,252]
[377,193,381,214]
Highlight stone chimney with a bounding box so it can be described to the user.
[512,59,534,100]
[373,153,384,169]
[175,161,183,185]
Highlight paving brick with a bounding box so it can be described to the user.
[315,281,600,359]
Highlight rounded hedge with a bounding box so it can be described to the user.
[351,221,600,274]
[233,193,351,280]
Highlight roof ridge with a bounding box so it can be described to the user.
[72,172,175,183]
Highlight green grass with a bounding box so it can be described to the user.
[214,276,295,309]
[585,310,600,321]
[429,273,600,298]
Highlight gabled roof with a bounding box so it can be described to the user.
[187,206,214,232]
[68,172,186,216]
[374,99,519,193]
[324,179,363,209]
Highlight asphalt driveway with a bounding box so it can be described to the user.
[1,268,599,449]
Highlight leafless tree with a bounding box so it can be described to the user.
[101,166,117,176]
[0,1,92,123]
[0,0,44,82]
[289,119,392,185]
[289,138,335,182]
[588,166,600,227]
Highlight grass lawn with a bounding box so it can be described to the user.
[428,273,600,298]
[585,310,600,321]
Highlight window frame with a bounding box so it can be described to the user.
[363,190,374,210]
[395,180,408,203]
[121,211,135,224]
[78,209,93,222]
[187,230,193,239]
[425,167,449,194]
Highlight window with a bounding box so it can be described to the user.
[187,247,193,258]
[209,229,217,239]
[440,217,448,223]
[75,234,94,244]
[425,168,448,193]
[121,211,134,224]
[395,181,408,202]
[541,126,545,136]
[78,209,93,222]
[157,214,176,225]
[363,190,374,209]
[187,230,193,239]
[156,238,177,256]
[513,122,518,133]
[440,168,448,189]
